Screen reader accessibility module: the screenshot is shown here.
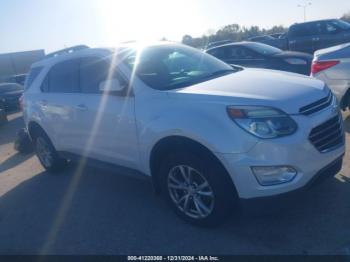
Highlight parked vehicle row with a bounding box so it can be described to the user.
[247,19,350,54]
[23,42,345,226]
[205,41,312,75]
[204,38,350,113]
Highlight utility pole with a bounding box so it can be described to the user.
[298,2,312,22]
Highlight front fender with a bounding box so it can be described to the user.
[136,104,258,175]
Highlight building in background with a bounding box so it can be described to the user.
[0,50,45,84]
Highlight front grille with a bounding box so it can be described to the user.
[299,91,333,116]
[309,114,344,153]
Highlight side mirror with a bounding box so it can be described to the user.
[99,78,125,94]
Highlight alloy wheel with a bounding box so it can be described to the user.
[167,165,215,219]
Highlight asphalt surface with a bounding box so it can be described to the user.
[0,111,349,255]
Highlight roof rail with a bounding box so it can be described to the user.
[45,45,89,58]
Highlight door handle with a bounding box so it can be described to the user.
[312,37,320,41]
[76,104,88,111]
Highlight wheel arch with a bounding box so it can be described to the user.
[27,121,47,141]
[340,87,350,110]
[149,135,236,195]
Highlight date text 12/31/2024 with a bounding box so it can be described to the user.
[127,256,220,261]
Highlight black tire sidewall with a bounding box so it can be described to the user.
[34,133,66,173]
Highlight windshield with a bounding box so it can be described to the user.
[121,44,237,90]
[245,42,282,55]
[332,20,350,30]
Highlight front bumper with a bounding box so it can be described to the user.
[217,109,345,199]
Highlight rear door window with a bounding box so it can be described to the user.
[48,59,80,93]
[289,22,322,37]
[80,57,110,94]
[80,56,127,94]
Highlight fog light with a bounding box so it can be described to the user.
[251,166,297,186]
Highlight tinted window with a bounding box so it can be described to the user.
[332,20,350,30]
[324,21,338,34]
[227,46,259,59]
[25,67,43,90]
[207,48,226,59]
[80,57,110,93]
[244,42,281,55]
[80,56,128,94]
[289,22,323,37]
[48,59,80,93]
[322,20,350,34]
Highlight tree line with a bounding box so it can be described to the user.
[182,11,350,49]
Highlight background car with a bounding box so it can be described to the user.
[0,82,24,110]
[0,74,28,86]
[205,40,234,49]
[206,41,313,75]
[270,33,287,39]
[311,42,350,110]
[248,35,287,50]
[287,19,350,54]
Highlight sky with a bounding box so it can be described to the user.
[0,0,349,54]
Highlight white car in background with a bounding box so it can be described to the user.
[312,43,350,110]
[23,42,345,226]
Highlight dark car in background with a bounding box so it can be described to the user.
[206,41,312,75]
[205,40,234,49]
[0,83,24,110]
[248,35,287,50]
[0,74,28,86]
[287,19,350,54]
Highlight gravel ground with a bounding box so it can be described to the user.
[0,111,349,255]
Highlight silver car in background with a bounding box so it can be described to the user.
[311,43,350,110]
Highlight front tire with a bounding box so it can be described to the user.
[159,151,238,227]
[34,133,67,173]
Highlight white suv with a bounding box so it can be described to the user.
[23,42,345,226]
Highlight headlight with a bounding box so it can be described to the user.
[227,106,298,139]
[284,58,307,65]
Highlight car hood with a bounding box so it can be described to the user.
[167,68,328,115]
[272,51,313,61]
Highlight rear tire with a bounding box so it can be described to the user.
[159,150,238,227]
[33,132,67,173]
